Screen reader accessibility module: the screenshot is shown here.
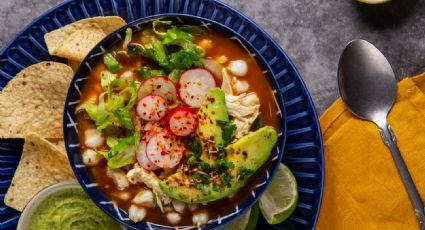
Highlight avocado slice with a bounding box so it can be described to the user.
[196,88,229,166]
[159,126,278,204]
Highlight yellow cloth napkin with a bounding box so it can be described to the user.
[316,72,425,230]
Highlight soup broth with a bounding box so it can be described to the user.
[77,25,279,226]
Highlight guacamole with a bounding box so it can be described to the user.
[28,188,121,230]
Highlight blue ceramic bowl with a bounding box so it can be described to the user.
[64,14,286,230]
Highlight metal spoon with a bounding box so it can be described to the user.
[338,39,425,229]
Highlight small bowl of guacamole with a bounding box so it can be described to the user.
[17,181,123,230]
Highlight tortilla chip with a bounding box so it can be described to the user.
[44,16,126,57]
[68,60,80,72]
[0,62,73,138]
[4,133,75,212]
[52,23,106,62]
[49,139,66,156]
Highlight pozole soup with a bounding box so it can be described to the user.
[76,19,279,227]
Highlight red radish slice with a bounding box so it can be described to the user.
[136,95,168,121]
[138,77,177,103]
[137,141,160,171]
[178,68,216,108]
[167,107,198,137]
[147,133,185,168]
[143,121,166,141]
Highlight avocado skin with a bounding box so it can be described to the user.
[159,126,278,204]
[196,88,229,166]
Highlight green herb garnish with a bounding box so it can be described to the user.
[127,22,205,74]
[169,48,204,69]
[162,26,195,49]
[198,161,211,173]
[138,66,165,80]
[213,182,220,192]
[217,120,237,146]
[238,167,255,180]
[142,40,170,69]
[217,158,235,172]
[220,173,231,187]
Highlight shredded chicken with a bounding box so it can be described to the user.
[221,68,234,95]
[221,66,261,138]
[225,92,261,139]
[126,164,172,212]
[106,167,130,191]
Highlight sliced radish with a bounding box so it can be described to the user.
[138,77,177,103]
[147,133,185,168]
[142,121,166,141]
[178,68,216,108]
[137,141,160,171]
[136,95,168,121]
[167,107,198,137]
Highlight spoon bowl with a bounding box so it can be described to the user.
[338,39,396,125]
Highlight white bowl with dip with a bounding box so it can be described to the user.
[17,181,124,230]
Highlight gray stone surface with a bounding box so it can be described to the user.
[1,0,424,115]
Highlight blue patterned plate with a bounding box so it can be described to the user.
[0,1,324,230]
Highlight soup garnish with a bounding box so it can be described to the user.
[76,19,278,226]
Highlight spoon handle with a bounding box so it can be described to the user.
[379,122,425,230]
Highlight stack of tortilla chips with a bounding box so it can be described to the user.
[44,16,126,70]
[0,16,126,212]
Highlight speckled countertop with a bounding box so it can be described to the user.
[1,0,424,114]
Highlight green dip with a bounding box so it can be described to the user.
[28,188,122,230]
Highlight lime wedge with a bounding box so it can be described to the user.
[221,202,259,230]
[356,0,391,4]
[259,163,298,224]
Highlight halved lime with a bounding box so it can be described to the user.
[259,163,298,224]
[221,202,259,230]
[356,0,391,4]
